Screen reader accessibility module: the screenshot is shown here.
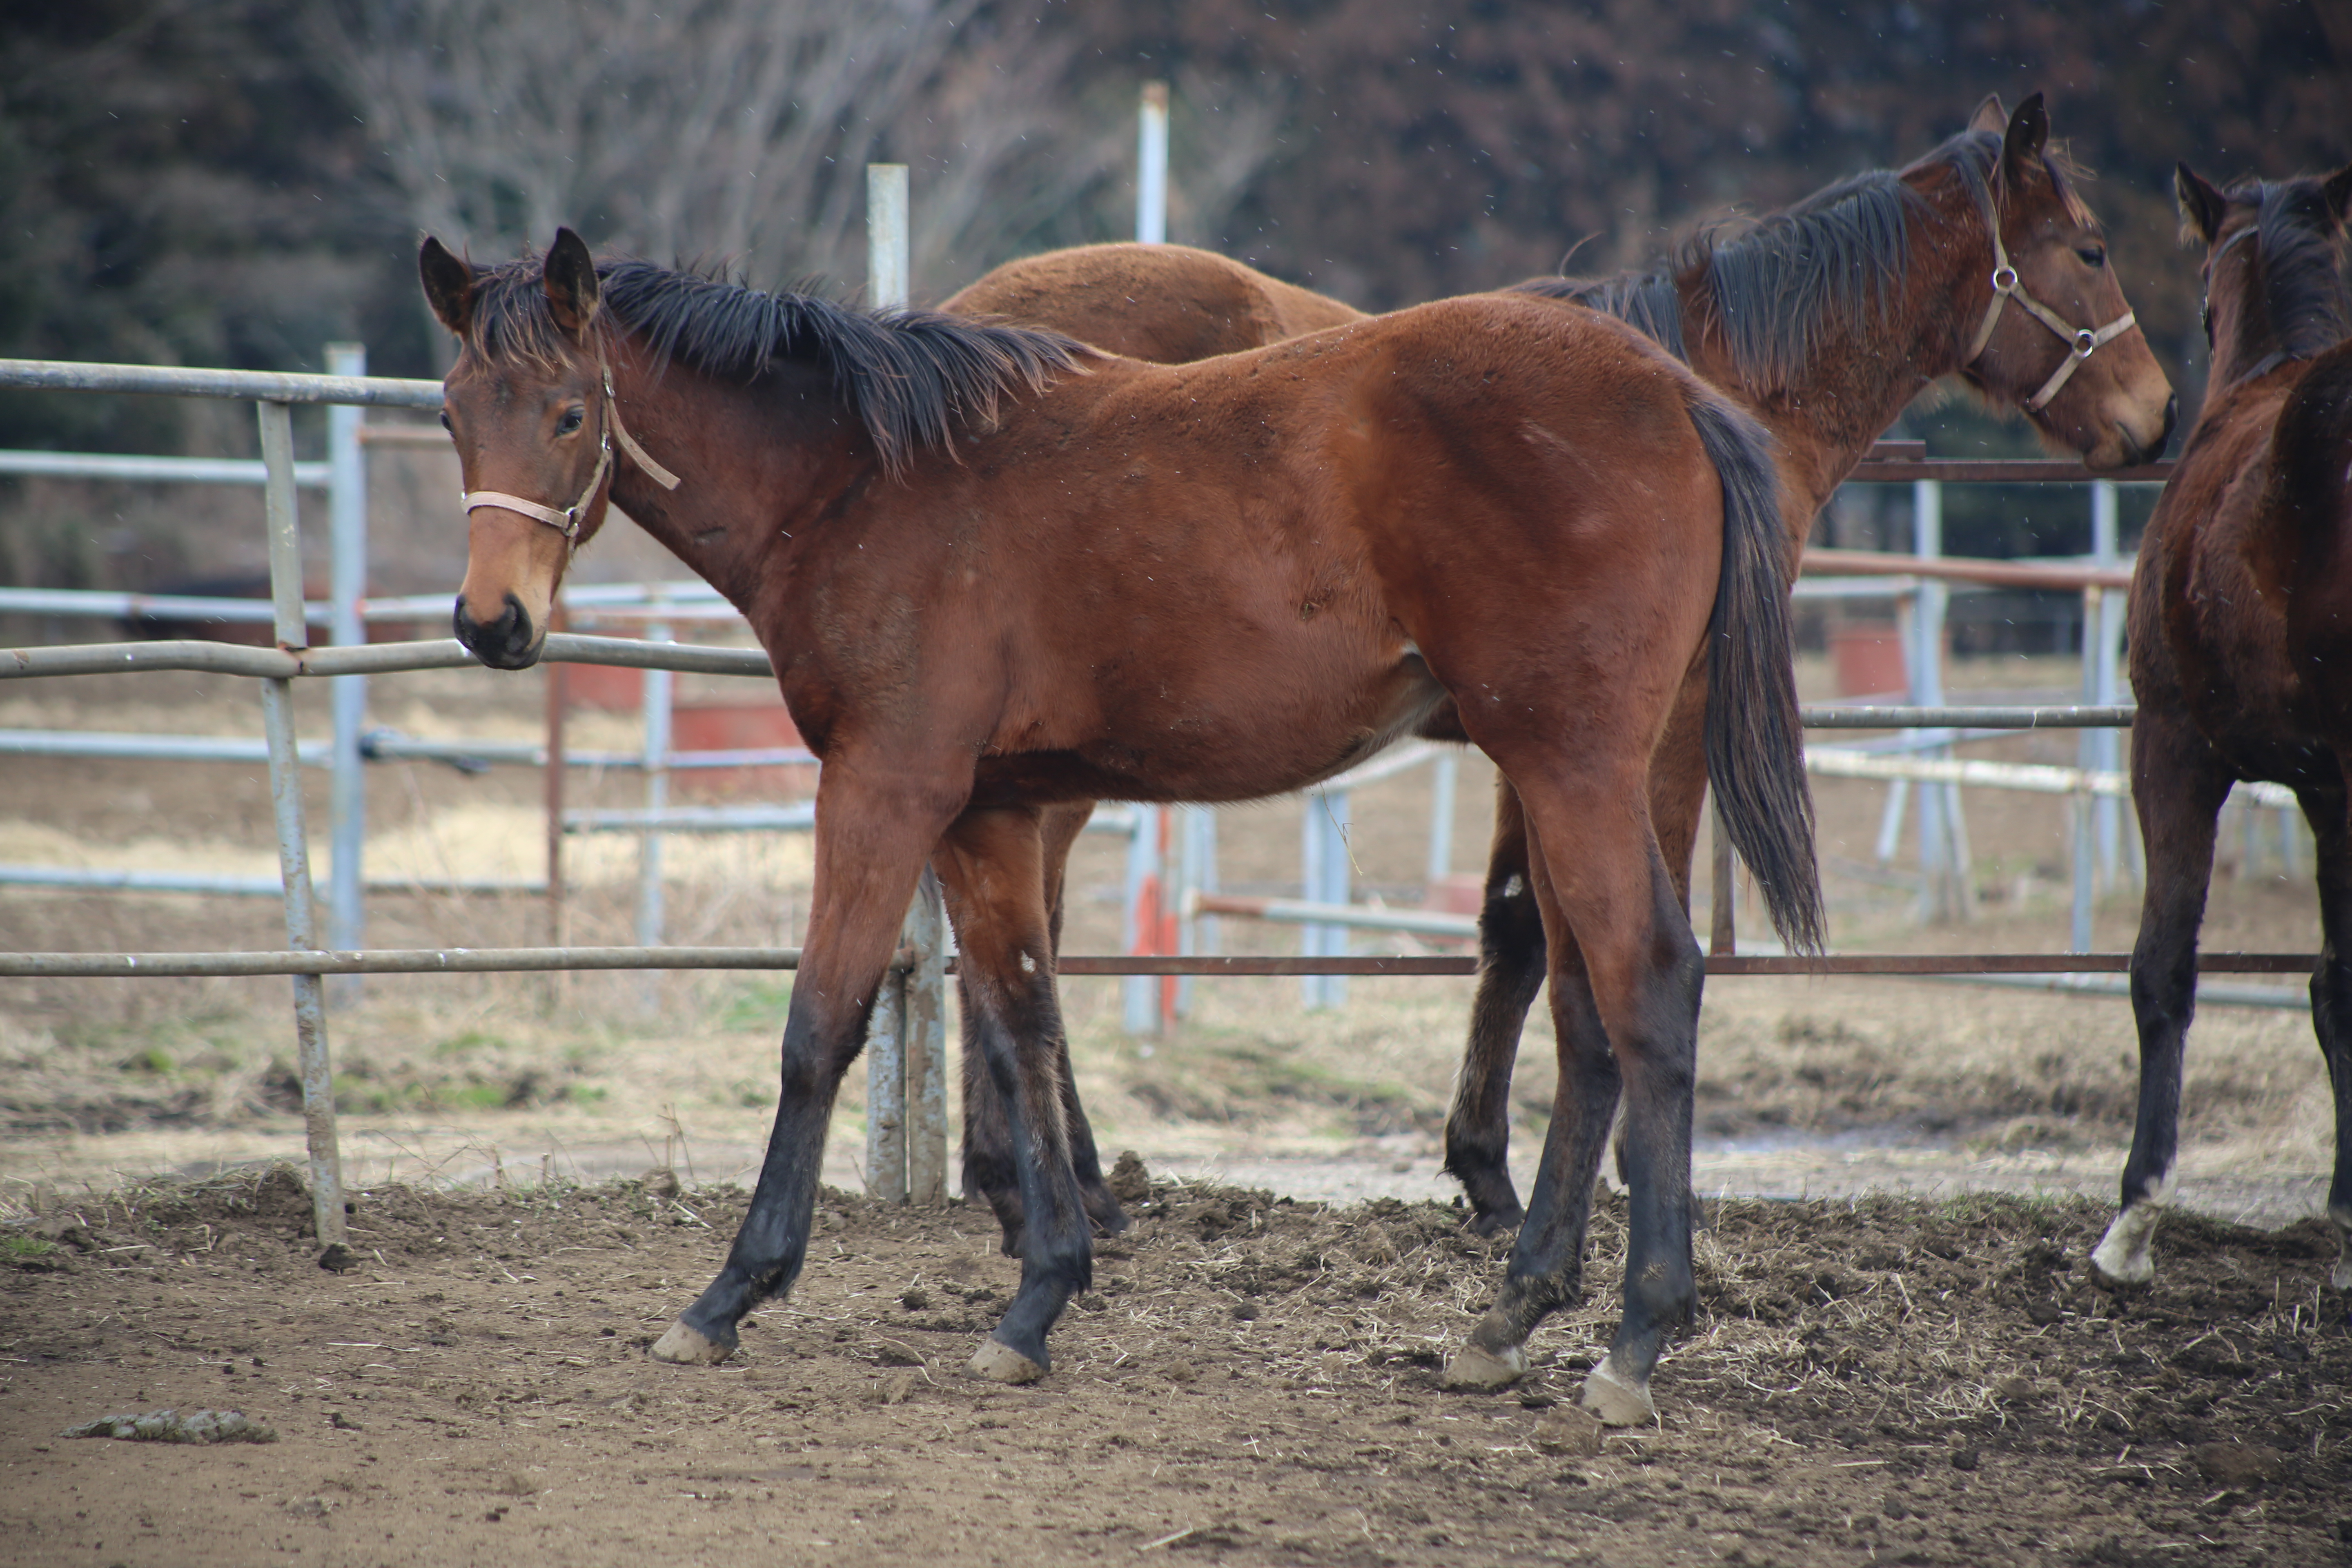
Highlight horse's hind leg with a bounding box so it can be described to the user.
[2091,715,2233,1288]
[2297,776,2352,1288]
[1452,770,1703,1425]
[934,805,1094,1382]
[1443,851,1619,1394]
[960,802,1127,1254]
[1442,779,1544,1234]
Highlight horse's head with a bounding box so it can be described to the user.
[423,228,633,670]
[2176,162,2352,394]
[1949,94,2176,469]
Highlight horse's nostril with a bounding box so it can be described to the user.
[453,593,537,667]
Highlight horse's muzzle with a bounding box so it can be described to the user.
[453,592,542,670]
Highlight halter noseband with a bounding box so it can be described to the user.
[460,350,682,552]
[1962,218,2138,412]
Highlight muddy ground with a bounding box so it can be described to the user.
[2,1163,2346,1567]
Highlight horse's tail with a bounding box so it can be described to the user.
[1685,390,1825,954]
[2274,339,2352,561]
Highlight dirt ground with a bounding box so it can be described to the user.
[3,649,2349,1563]
[2,1164,2346,1568]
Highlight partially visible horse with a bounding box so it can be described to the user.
[425,232,1822,1424]
[940,96,2176,1289]
[2091,162,2352,1290]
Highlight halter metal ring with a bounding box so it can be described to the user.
[2071,328,2098,356]
[1991,264,2018,294]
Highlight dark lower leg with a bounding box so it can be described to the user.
[1469,954,1618,1355]
[2093,727,2229,1286]
[959,997,1027,1254]
[2299,786,2352,1283]
[1443,782,1546,1232]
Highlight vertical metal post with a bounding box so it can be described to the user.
[323,344,367,1004]
[865,941,907,1205]
[637,605,672,958]
[1176,804,1218,1019]
[2089,480,2123,886]
[1137,82,1169,245]
[256,399,345,1248]
[1426,751,1458,891]
[904,868,948,1205]
[544,604,568,949]
[1122,806,1164,1037]
[1912,480,1971,922]
[2073,584,2099,953]
[1302,789,1351,1010]
[868,164,909,310]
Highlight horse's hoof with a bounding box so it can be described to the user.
[2331,1257,2352,1293]
[1440,1342,1527,1391]
[966,1337,1047,1385]
[2088,1212,2158,1290]
[1464,1206,1525,1240]
[1579,1358,1655,1428]
[648,1320,735,1365]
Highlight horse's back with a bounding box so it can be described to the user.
[942,243,1363,362]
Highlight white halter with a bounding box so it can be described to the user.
[1962,216,2138,412]
[460,350,681,552]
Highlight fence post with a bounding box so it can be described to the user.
[324,343,367,1005]
[1301,788,1351,1009]
[1910,479,1974,923]
[867,164,909,310]
[865,940,907,1205]
[904,868,948,1205]
[1176,804,1218,1019]
[1137,82,1169,245]
[1123,806,1164,1037]
[636,599,672,965]
[1425,751,1458,891]
[2089,480,2125,888]
[256,398,345,1248]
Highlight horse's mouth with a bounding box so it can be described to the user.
[453,593,546,670]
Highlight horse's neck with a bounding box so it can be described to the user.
[1684,196,1978,519]
[602,356,863,616]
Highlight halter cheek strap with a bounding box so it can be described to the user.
[461,352,682,553]
[1963,223,2138,412]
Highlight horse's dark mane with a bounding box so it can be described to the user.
[2225,176,2352,366]
[465,256,1084,473]
[1508,127,2093,390]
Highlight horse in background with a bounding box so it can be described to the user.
[942,95,2176,1273]
[2091,162,2352,1291]
[427,231,1821,1425]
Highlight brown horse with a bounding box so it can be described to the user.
[424,231,1821,1424]
[941,95,2176,1271]
[2089,163,2352,1291]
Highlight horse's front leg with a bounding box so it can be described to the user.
[935,804,1094,1382]
[960,800,1129,1254]
[651,768,956,1365]
[2089,712,2232,1288]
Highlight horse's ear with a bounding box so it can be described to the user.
[419,236,475,339]
[1967,95,2007,136]
[542,228,601,336]
[2002,92,2050,173]
[2321,163,2352,232]
[2175,165,2229,247]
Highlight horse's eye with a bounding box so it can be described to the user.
[438,411,452,432]
[556,406,586,437]
[2076,245,2107,268]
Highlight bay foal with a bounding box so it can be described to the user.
[427,234,1821,1422]
[2090,163,2352,1290]
[942,96,2174,1290]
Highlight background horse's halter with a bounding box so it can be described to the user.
[461,350,682,552]
[1963,215,2137,412]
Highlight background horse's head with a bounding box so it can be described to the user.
[1940,94,2175,468]
[2174,162,2352,395]
[423,228,637,669]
